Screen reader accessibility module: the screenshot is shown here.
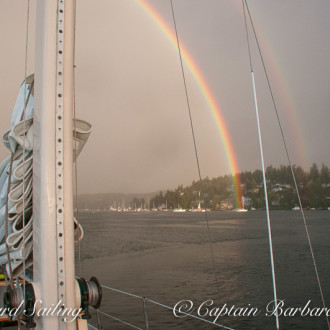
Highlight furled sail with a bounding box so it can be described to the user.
[0,75,91,279]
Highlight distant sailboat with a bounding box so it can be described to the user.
[193,192,205,212]
[163,200,169,211]
[235,196,248,212]
[173,203,186,212]
[151,201,158,212]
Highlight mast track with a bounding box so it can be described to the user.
[55,1,66,327]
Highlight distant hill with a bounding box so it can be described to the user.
[149,163,330,211]
[77,163,330,211]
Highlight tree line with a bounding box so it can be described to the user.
[147,163,330,210]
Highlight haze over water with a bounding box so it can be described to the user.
[1,1,330,194]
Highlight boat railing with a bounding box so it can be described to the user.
[87,284,235,330]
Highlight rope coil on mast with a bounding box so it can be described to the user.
[1,77,34,281]
[0,76,90,280]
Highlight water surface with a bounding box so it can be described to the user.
[77,210,330,329]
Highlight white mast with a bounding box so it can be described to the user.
[34,0,79,328]
[2,1,101,327]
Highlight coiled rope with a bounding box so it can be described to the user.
[0,78,90,280]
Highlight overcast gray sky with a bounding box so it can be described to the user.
[1,0,329,194]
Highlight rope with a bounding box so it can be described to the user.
[243,2,330,329]
[72,0,82,278]
[241,2,279,329]
[21,0,31,302]
[169,0,201,180]
[169,0,222,307]
[101,284,142,299]
[96,309,103,330]
[14,5,32,328]
[142,297,149,330]
[100,285,234,329]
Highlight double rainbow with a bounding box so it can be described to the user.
[134,0,242,208]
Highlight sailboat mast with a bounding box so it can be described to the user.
[62,0,76,325]
[34,0,78,328]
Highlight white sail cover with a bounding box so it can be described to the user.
[0,75,91,279]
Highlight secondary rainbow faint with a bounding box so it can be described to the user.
[134,0,243,208]
[236,0,309,170]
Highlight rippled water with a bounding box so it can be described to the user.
[76,210,330,329]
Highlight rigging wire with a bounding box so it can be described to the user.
[72,0,82,279]
[142,297,149,330]
[99,284,235,330]
[90,307,143,330]
[22,0,31,299]
[73,2,96,328]
[243,2,330,329]
[169,0,222,307]
[241,1,279,329]
[87,324,99,330]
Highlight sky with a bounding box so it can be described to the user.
[0,0,329,194]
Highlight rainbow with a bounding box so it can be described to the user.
[251,27,308,169]
[134,0,243,208]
